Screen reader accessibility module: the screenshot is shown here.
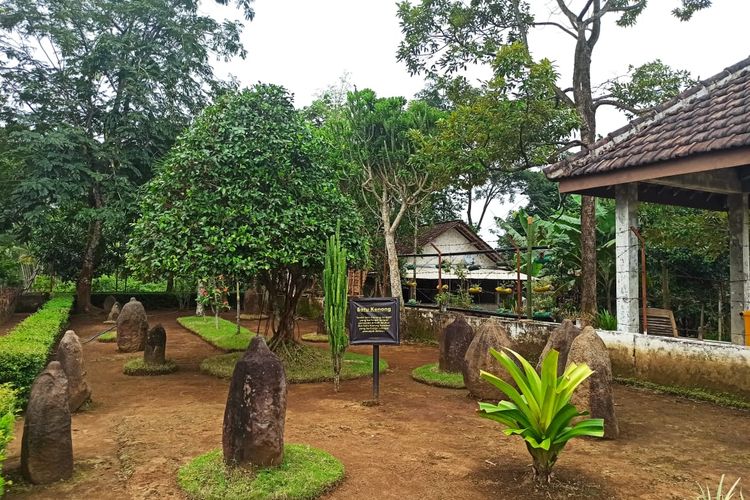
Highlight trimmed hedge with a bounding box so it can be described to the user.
[0,295,74,404]
[0,384,16,496]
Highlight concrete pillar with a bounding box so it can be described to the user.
[728,193,750,345]
[615,183,640,333]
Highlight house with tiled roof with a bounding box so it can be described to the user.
[544,56,750,343]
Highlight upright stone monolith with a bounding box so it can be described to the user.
[566,326,620,439]
[21,361,73,484]
[463,322,514,400]
[144,324,167,365]
[536,319,582,375]
[104,301,120,325]
[117,298,148,352]
[223,336,287,468]
[439,315,474,373]
[102,295,117,315]
[56,330,92,411]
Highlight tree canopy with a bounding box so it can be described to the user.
[128,84,368,345]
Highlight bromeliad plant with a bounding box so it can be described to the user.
[478,348,604,485]
[324,225,348,392]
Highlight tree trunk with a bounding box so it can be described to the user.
[166,274,174,293]
[75,187,104,314]
[384,230,402,303]
[196,280,205,316]
[573,33,598,325]
[265,270,309,348]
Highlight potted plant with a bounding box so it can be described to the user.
[468,285,482,295]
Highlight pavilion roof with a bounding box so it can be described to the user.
[545,57,750,181]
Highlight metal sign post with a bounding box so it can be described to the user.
[349,297,400,404]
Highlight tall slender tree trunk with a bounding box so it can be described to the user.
[380,197,403,304]
[75,186,103,314]
[573,33,598,325]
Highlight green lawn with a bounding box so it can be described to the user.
[98,331,116,343]
[201,344,388,383]
[177,316,255,351]
[178,445,344,500]
[123,358,178,376]
[411,363,465,389]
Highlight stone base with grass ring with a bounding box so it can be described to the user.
[123,358,178,376]
[177,444,344,499]
[411,363,465,389]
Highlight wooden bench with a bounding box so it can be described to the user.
[643,308,678,337]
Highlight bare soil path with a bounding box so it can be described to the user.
[3,310,749,499]
[0,312,32,336]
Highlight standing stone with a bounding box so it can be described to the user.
[21,361,73,484]
[56,330,92,411]
[439,315,474,373]
[105,302,120,324]
[316,317,326,335]
[566,326,620,439]
[102,295,117,315]
[463,322,515,400]
[223,336,287,468]
[117,298,148,352]
[243,289,261,315]
[536,319,582,375]
[144,324,167,365]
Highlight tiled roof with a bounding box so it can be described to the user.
[396,220,499,263]
[544,57,750,180]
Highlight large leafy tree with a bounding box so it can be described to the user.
[128,84,368,347]
[397,0,711,322]
[0,0,253,312]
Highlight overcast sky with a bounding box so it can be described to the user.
[203,0,750,241]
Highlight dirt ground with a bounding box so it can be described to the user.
[0,313,31,336]
[3,310,749,499]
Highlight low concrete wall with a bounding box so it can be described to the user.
[403,306,750,400]
[0,287,20,324]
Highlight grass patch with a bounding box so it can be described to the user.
[178,316,255,351]
[615,377,750,411]
[411,363,465,389]
[123,358,178,376]
[98,331,116,343]
[178,444,344,500]
[200,344,387,383]
[301,333,328,343]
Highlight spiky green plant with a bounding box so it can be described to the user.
[324,224,348,392]
[698,475,744,500]
[478,348,604,485]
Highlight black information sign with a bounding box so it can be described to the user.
[348,297,400,345]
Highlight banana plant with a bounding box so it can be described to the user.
[478,348,604,485]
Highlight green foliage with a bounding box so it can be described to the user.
[296,296,323,320]
[0,384,17,497]
[129,85,367,343]
[177,316,254,352]
[177,445,345,500]
[607,60,696,118]
[697,475,744,500]
[200,347,388,383]
[0,0,252,304]
[595,309,617,331]
[323,225,348,391]
[98,331,117,343]
[478,348,604,484]
[123,358,178,376]
[0,295,74,403]
[411,363,465,388]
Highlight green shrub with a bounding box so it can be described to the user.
[0,295,74,404]
[0,384,17,496]
[595,309,617,331]
[478,348,604,485]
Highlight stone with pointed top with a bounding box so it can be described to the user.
[566,326,620,439]
[21,361,73,484]
[463,322,515,400]
[439,315,474,373]
[104,302,120,324]
[56,330,91,411]
[536,319,582,375]
[223,336,287,468]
